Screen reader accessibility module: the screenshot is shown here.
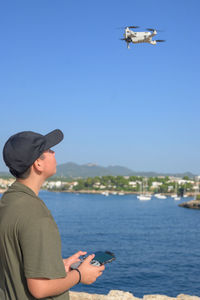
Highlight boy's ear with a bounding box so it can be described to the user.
[33,158,44,172]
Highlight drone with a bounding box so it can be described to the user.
[121,26,165,49]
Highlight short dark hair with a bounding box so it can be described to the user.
[10,152,46,179]
[10,167,31,179]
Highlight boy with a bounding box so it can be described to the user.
[0,129,104,299]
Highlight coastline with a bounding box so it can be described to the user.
[69,290,200,299]
[47,189,194,197]
[0,187,194,197]
[61,189,139,195]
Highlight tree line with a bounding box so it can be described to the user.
[71,175,194,195]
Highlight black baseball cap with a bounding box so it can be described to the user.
[3,129,64,175]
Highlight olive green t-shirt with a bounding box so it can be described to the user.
[0,181,69,300]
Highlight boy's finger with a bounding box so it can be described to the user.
[83,254,95,263]
[75,251,87,257]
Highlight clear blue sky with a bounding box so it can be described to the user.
[0,0,200,174]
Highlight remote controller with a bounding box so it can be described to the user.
[71,258,101,269]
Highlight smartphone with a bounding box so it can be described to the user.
[92,251,115,265]
[71,251,115,269]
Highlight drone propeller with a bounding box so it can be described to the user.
[128,26,140,29]
[155,39,166,42]
[146,28,164,32]
[120,37,132,42]
[146,28,155,32]
[116,25,139,30]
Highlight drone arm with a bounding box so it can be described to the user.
[150,30,157,37]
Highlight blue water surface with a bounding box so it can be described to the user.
[40,191,200,298]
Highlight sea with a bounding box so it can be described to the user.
[39,191,200,298]
[2,190,200,298]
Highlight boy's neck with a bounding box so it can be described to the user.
[17,176,44,196]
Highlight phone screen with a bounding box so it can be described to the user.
[93,251,115,264]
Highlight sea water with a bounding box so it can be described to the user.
[40,191,200,298]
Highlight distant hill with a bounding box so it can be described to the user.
[56,162,196,179]
[0,163,196,179]
[56,162,134,178]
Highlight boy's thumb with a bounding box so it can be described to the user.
[83,254,95,264]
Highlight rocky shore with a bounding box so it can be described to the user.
[179,200,200,209]
[69,290,200,300]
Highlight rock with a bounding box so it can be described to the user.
[69,290,200,300]
[69,290,138,300]
[143,295,176,300]
[179,200,200,209]
[107,290,140,299]
[177,295,200,300]
[69,291,106,300]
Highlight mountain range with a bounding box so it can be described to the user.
[55,162,195,179]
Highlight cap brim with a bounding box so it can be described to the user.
[44,129,64,150]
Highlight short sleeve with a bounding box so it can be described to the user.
[19,216,66,279]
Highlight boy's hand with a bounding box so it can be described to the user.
[78,254,105,285]
[63,251,87,272]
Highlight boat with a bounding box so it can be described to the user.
[111,191,118,195]
[137,194,151,201]
[137,179,151,201]
[101,191,109,196]
[173,182,181,200]
[171,194,177,198]
[154,193,167,199]
[193,177,199,201]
